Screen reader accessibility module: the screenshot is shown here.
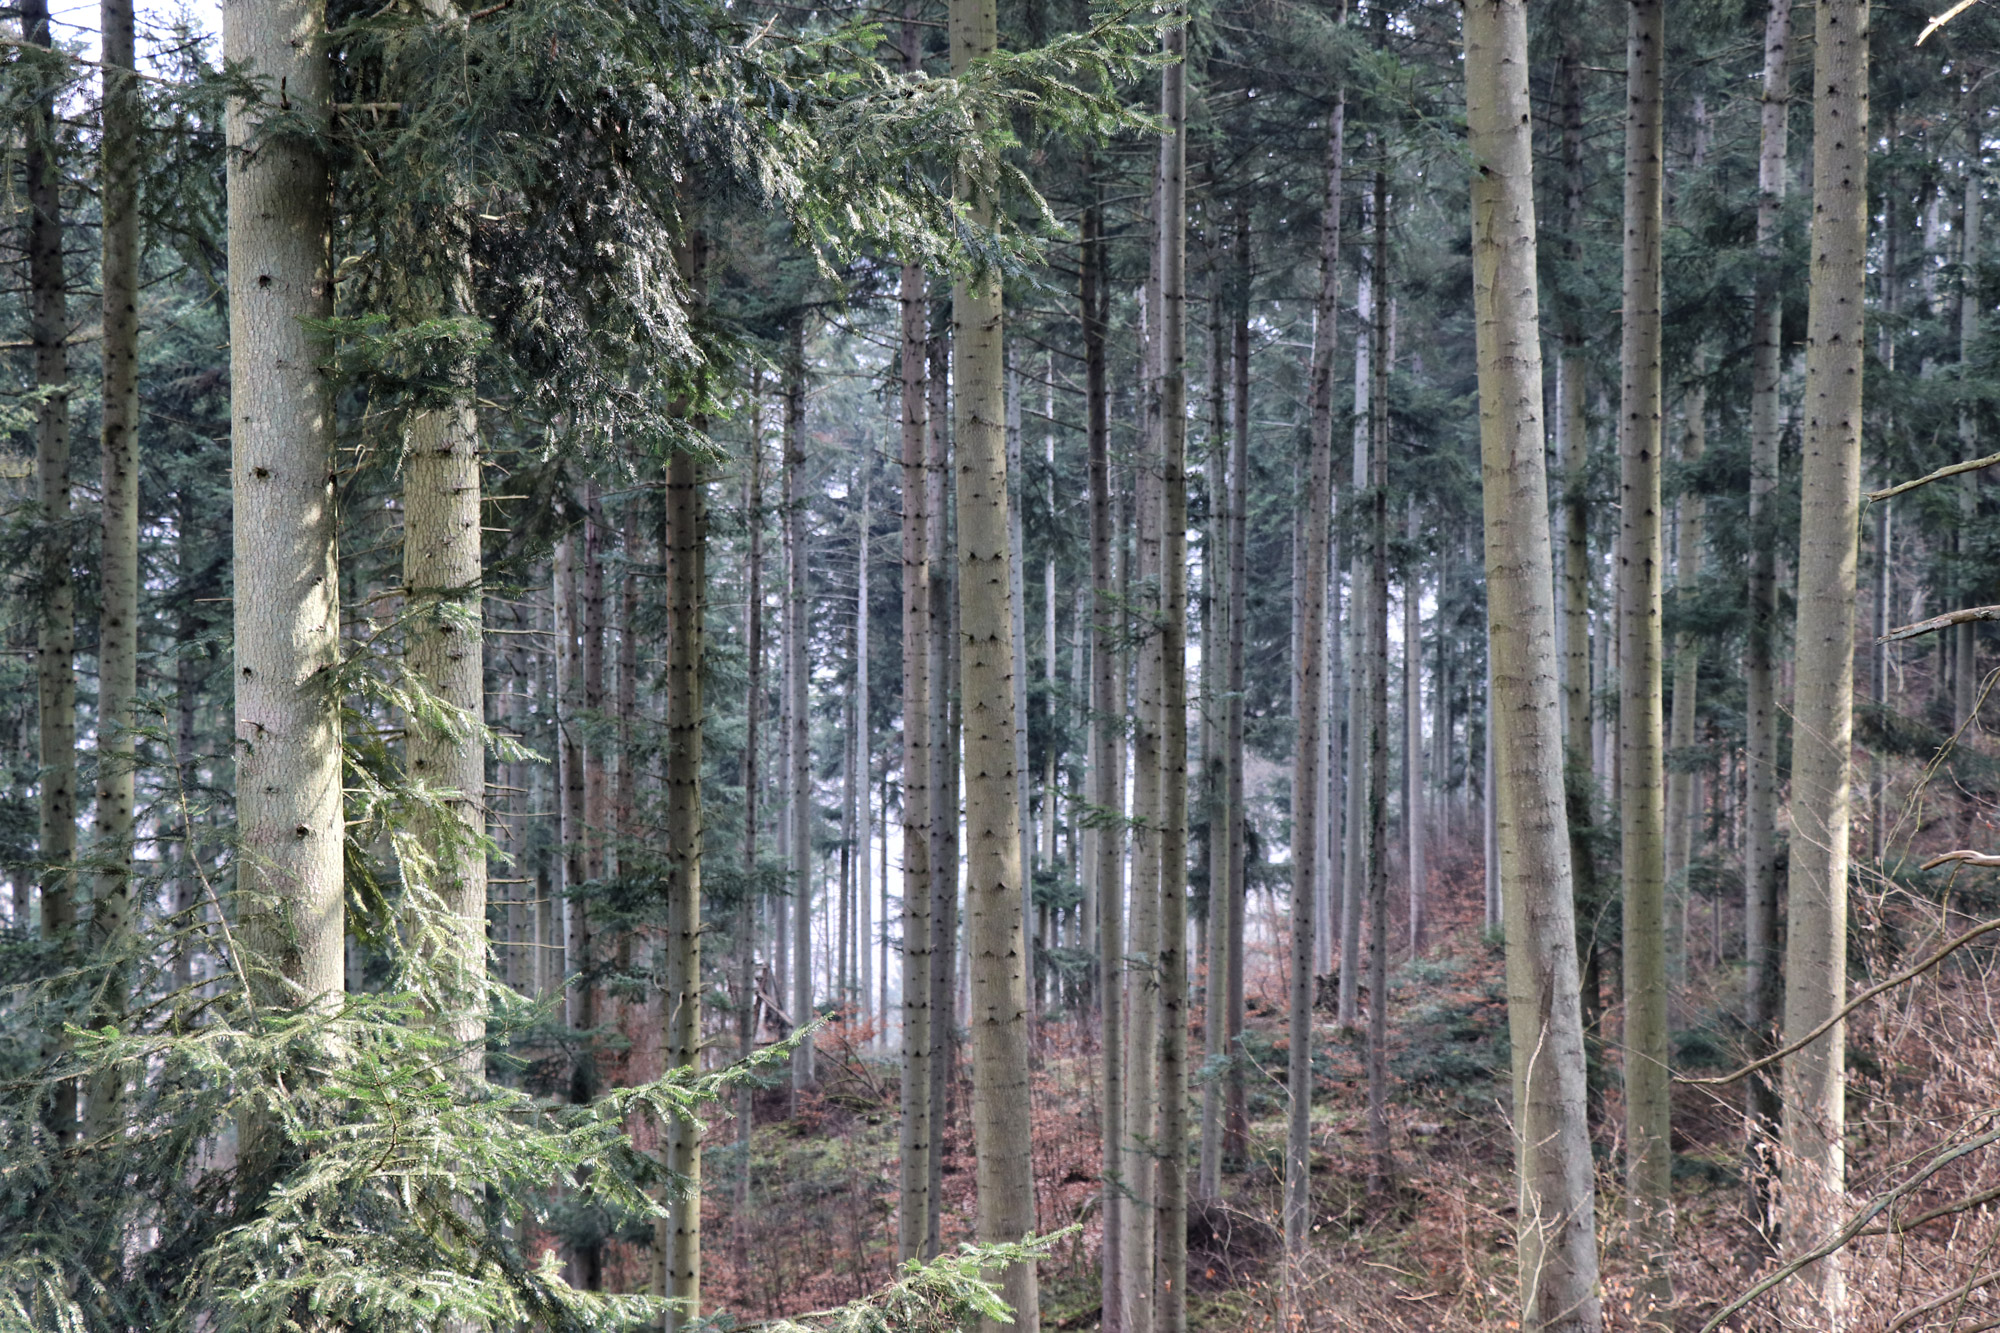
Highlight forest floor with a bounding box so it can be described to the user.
[694,811,2000,1332]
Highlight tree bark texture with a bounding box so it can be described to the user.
[225,0,344,1006]
[1744,0,1794,1213]
[785,321,815,1095]
[1780,0,1867,1317]
[952,0,1037,1311]
[1464,2,1605,1323]
[1617,0,1672,1311]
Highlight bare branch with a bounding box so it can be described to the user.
[1699,1127,2000,1333]
[1679,915,2000,1087]
[1869,449,2000,499]
[1881,605,2000,643]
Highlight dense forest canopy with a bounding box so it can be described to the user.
[5,0,2000,1327]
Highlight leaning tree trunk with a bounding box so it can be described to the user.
[1780,0,1867,1318]
[1617,0,1672,1314]
[785,320,815,1097]
[1464,1,1605,1325]
[1153,26,1191,1331]
[226,0,343,1014]
[952,0,1038,1311]
[1743,0,1794,1223]
[25,0,79,1145]
[85,0,141,1141]
[1082,181,1126,1333]
[1284,94,1339,1284]
[898,253,935,1263]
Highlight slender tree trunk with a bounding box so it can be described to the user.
[1122,282,1161,1333]
[1617,0,1672,1310]
[1007,355,1035,1024]
[1284,92,1340,1277]
[1405,504,1426,956]
[1666,366,1706,987]
[1365,162,1392,1196]
[786,321,815,1096]
[857,477,873,1041]
[1223,214,1250,1169]
[226,0,343,1011]
[1464,4,1605,1322]
[926,324,955,1259]
[1744,0,1794,1222]
[897,251,935,1263]
[86,0,141,1140]
[1084,181,1126,1333]
[661,419,708,1328]
[1957,103,1984,736]
[26,0,79,1144]
[1198,231,1230,1204]
[1153,30,1191,1331]
[583,490,607,882]
[952,0,1038,1309]
[1557,33,1592,775]
[1780,0,1867,1317]
[736,394,764,1274]
[1339,249,1370,1032]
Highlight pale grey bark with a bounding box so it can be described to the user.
[1779,0,1867,1316]
[1464,1,1605,1323]
[226,0,344,1006]
[857,477,873,1040]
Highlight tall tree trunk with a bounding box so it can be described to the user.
[1083,180,1126,1332]
[25,0,79,1145]
[1223,212,1251,1169]
[1957,99,1984,736]
[1465,2,1606,1322]
[1557,32,1592,774]
[1743,0,1794,1222]
[86,0,141,1140]
[1284,88,1340,1278]
[1198,229,1230,1204]
[226,0,343,1011]
[1006,355,1035,1024]
[897,251,935,1263]
[1405,503,1426,956]
[1153,29,1191,1331]
[1780,0,1866,1316]
[1339,247,1370,1031]
[1665,366,1706,986]
[951,0,1038,1310]
[926,324,954,1260]
[661,433,707,1330]
[857,477,873,1040]
[1365,160,1392,1196]
[785,321,815,1096]
[736,394,765,1273]
[1617,0,1672,1311]
[583,490,608,882]
[1122,281,1161,1333]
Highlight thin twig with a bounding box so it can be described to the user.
[1679,915,2000,1086]
[1699,1126,2000,1333]
[1918,0,1984,44]
[1881,604,2000,643]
